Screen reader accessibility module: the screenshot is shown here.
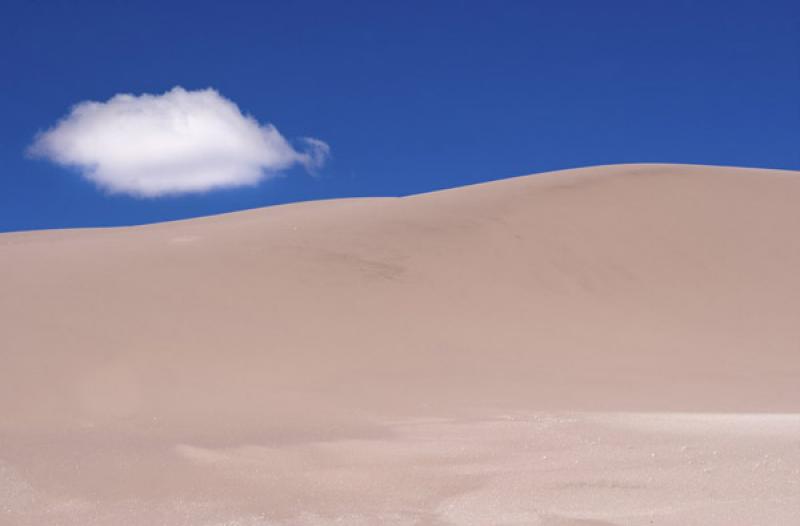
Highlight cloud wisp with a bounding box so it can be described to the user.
[29,87,329,197]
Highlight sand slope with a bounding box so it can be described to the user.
[1,164,799,524]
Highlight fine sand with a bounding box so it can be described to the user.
[1,164,799,525]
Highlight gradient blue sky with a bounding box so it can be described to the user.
[1,0,798,232]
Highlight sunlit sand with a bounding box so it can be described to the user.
[2,164,799,525]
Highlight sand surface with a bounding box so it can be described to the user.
[1,164,799,524]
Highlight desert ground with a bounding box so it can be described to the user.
[1,164,799,525]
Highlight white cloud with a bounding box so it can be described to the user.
[29,87,329,197]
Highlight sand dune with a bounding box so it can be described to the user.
[1,164,799,525]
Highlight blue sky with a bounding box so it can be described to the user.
[1,0,798,232]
